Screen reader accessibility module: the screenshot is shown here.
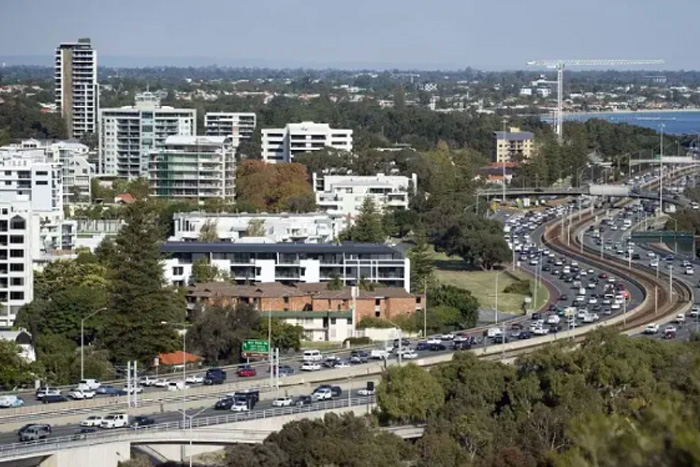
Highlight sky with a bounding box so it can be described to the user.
[1,0,697,70]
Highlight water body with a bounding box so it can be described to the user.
[559,111,700,135]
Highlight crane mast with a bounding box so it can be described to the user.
[527,59,665,142]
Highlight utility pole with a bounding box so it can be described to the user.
[659,124,665,216]
[502,119,507,203]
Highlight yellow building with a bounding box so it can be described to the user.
[493,127,535,163]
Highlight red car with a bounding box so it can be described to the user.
[237,366,257,378]
[599,273,608,279]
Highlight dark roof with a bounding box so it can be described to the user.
[494,131,534,141]
[161,242,403,256]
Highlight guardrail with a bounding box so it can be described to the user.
[0,396,377,459]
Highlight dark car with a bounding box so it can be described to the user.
[295,395,313,407]
[42,394,68,404]
[276,365,295,376]
[314,385,342,398]
[518,331,532,339]
[493,335,508,344]
[130,416,155,428]
[429,343,447,351]
[453,340,472,350]
[531,313,541,320]
[349,351,369,364]
[559,294,569,301]
[18,424,52,436]
[204,368,227,385]
[415,342,430,351]
[214,397,234,410]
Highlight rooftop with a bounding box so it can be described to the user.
[162,241,403,256]
[494,131,534,142]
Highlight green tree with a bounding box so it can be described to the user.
[377,363,445,423]
[34,334,76,385]
[101,201,184,363]
[188,303,260,363]
[408,228,435,293]
[191,257,227,284]
[429,284,479,327]
[245,219,266,237]
[257,318,304,353]
[347,197,386,243]
[327,273,344,291]
[0,340,35,389]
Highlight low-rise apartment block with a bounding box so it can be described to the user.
[99,92,196,178]
[149,135,236,201]
[162,242,410,291]
[204,112,256,141]
[186,282,423,342]
[313,173,416,227]
[493,127,535,163]
[261,122,353,163]
[170,212,339,243]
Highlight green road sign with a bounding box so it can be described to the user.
[242,339,269,356]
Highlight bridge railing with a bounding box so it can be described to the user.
[0,396,376,459]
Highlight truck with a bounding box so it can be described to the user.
[370,349,388,360]
[204,368,227,385]
[232,390,260,410]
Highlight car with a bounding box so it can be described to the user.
[644,324,660,334]
[18,425,51,442]
[68,388,96,400]
[358,387,376,396]
[440,333,455,340]
[139,376,159,387]
[518,331,532,339]
[130,416,155,428]
[493,335,508,344]
[532,326,549,336]
[78,379,101,391]
[96,385,124,396]
[74,428,97,439]
[599,273,608,279]
[301,362,321,371]
[415,342,430,351]
[214,397,234,410]
[231,401,249,412]
[426,337,442,345]
[674,314,686,324]
[312,388,333,401]
[691,305,700,318]
[429,343,447,351]
[35,387,61,400]
[531,312,541,320]
[237,366,257,378]
[664,327,677,339]
[294,395,314,407]
[453,340,472,350]
[333,359,351,368]
[167,381,189,391]
[122,386,144,395]
[370,349,388,360]
[276,365,295,376]
[18,423,51,437]
[0,396,24,408]
[559,294,569,301]
[686,267,695,275]
[43,394,69,404]
[185,375,204,384]
[398,349,419,359]
[80,415,105,427]
[153,379,169,388]
[272,397,293,407]
[101,413,129,429]
[302,350,323,362]
[350,351,369,364]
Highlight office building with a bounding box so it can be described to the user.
[186,282,423,342]
[493,127,535,163]
[204,112,256,141]
[99,92,196,178]
[162,242,411,291]
[261,122,353,163]
[170,211,339,243]
[149,136,236,201]
[313,173,416,227]
[55,38,99,139]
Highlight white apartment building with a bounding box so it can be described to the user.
[99,92,196,178]
[55,38,99,139]
[170,212,339,243]
[0,202,34,327]
[313,173,417,227]
[204,112,256,141]
[46,141,93,203]
[261,122,353,163]
[149,136,236,201]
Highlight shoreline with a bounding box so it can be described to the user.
[565,108,700,116]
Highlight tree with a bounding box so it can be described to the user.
[434,214,510,270]
[34,334,76,385]
[236,161,315,213]
[101,201,185,363]
[33,259,109,301]
[257,318,304,353]
[245,219,266,237]
[327,274,344,290]
[188,302,260,363]
[429,284,479,327]
[0,341,35,390]
[191,257,228,284]
[79,131,98,150]
[377,363,445,423]
[198,219,219,242]
[346,197,386,243]
[408,228,435,292]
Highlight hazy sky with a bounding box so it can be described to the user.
[1,0,696,69]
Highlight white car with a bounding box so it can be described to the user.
[398,349,418,359]
[334,360,351,368]
[101,413,129,429]
[532,326,549,335]
[122,386,144,394]
[588,297,598,305]
[78,379,101,391]
[80,415,105,427]
[674,314,686,324]
[647,251,656,258]
[440,333,455,340]
[691,305,700,318]
[301,362,321,371]
[167,381,189,392]
[358,387,375,396]
[231,401,249,412]
[153,379,169,388]
[370,349,388,360]
[650,260,659,268]
[644,323,660,334]
[271,397,293,407]
[68,389,96,400]
[140,376,158,387]
[582,313,599,323]
[686,268,695,275]
[426,337,442,345]
[312,388,333,401]
[611,303,621,310]
[185,375,204,384]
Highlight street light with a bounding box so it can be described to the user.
[81,307,107,381]
[177,406,209,467]
[382,318,403,365]
[162,321,188,433]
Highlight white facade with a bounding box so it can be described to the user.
[55,38,98,139]
[0,202,34,328]
[204,112,256,141]
[99,92,196,178]
[149,136,236,201]
[313,173,417,227]
[170,212,339,243]
[261,122,353,163]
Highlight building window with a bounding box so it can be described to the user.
[375,299,381,306]
[10,235,23,244]
[36,171,48,176]
[375,310,380,317]
[10,277,23,286]
[10,291,24,301]
[330,318,336,325]
[10,217,25,230]
[172,266,183,276]
[10,250,24,258]
[283,296,289,304]
[416,296,422,304]
[36,181,48,185]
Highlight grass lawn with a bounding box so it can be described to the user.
[433,251,549,314]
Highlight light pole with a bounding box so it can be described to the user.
[177,406,208,467]
[81,307,107,381]
[162,321,188,431]
[383,318,403,365]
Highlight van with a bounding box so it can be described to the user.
[302,350,322,362]
[204,368,227,385]
[101,413,129,429]
[578,287,586,296]
[78,379,101,390]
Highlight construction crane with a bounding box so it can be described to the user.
[527,59,665,142]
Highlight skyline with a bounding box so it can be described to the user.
[1,0,696,70]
